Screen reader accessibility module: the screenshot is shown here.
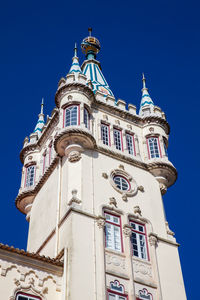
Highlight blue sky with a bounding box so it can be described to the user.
[0,0,199,298]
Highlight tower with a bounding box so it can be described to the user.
[13,29,186,300]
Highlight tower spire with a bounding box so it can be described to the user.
[68,43,82,75]
[34,98,45,137]
[139,74,154,116]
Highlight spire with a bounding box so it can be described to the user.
[81,29,114,97]
[139,74,154,116]
[68,43,82,75]
[34,98,45,137]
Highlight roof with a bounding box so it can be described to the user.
[0,243,63,267]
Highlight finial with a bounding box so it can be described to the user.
[74,42,78,57]
[41,98,44,114]
[142,73,147,89]
[88,27,92,36]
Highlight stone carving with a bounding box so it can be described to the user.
[123,225,132,237]
[127,124,132,130]
[109,197,117,207]
[159,182,167,195]
[122,194,128,202]
[165,221,175,236]
[138,185,144,192]
[118,164,124,170]
[133,261,152,278]
[115,120,120,125]
[102,172,108,179]
[68,150,81,162]
[149,235,158,247]
[134,206,142,216]
[28,156,33,160]
[103,114,108,121]
[149,127,154,132]
[96,216,106,229]
[68,189,81,206]
[106,253,125,270]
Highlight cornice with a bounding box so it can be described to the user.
[55,82,95,108]
[20,143,38,164]
[93,100,170,134]
[15,156,59,214]
[147,161,177,177]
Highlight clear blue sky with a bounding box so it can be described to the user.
[0,0,198,298]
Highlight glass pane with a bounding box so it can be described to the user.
[108,293,116,300]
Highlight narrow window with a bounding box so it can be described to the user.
[108,292,127,300]
[16,292,41,300]
[113,128,123,151]
[130,221,148,260]
[147,137,161,158]
[126,133,136,155]
[105,213,122,252]
[101,123,110,146]
[65,105,79,127]
[48,142,52,165]
[43,151,46,174]
[84,107,90,129]
[25,165,35,187]
[163,138,168,157]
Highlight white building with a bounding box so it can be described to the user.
[0,29,187,300]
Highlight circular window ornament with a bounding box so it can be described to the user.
[110,169,138,197]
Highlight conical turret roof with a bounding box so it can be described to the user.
[139,74,154,116]
[34,98,45,137]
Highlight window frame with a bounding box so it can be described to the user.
[129,220,149,261]
[125,133,136,156]
[107,289,128,300]
[113,127,123,151]
[104,212,123,253]
[113,175,131,192]
[101,122,111,146]
[84,106,90,129]
[24,164,36,188]
[63,104,80,128]
[16,292,41,300]
[146,136,162,159]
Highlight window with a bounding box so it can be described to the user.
[43,151,46,174]
[16,292,41,300]
[25,165,35,187]
[101,123,110,146]
[147,137,161,158]
[163,138,168,157]
[107,280,127,300]
[126,133,136,155]
[113,175,130,191]
[48,142,52,165]
[113,128,123,151]
[130,221,148,260]
[64,105,79,127]
[105,213,123,252]
[84,107,90,129]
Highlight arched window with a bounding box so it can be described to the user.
[113,175,130,191]
[64,105,79,127]
[25,165,36,187]
[16,292,41,300]
[84,107,90,129]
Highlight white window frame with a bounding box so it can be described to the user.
[130,221,148,260]
[147,137,161,159]
[64,105,79,127]
[25,165,35,188]
[84,107,90,129]
[105,213,123,252]
[113,128,122,151]
[108,291,127,300]
[101,123,110,146]
[126,133,136,155]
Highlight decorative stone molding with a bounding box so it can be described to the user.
[106,253,125,270]
[102,172,108,179]
[133,260,153,278]
[165,221,175,236]
[149,234,158,247]
[123,224,132,237]
[96,216,106,229]
[109,197,117,207]
[68,150,82,162]
[134,206,142,216]
[159,182,167,195]
[68,189,81,206]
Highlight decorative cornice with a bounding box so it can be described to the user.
[20,143,38,164]
[92,100,170,134]
[15,156,59,214]
[55,82,95,108]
